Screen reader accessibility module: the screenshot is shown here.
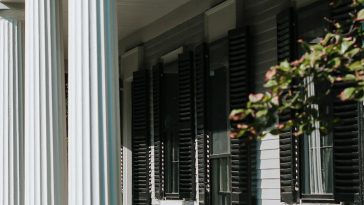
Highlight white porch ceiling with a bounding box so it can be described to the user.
[64,0,192,41]
[1,0,192,41]
[116,0,191,40]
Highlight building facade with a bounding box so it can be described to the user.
[1,0,364,205]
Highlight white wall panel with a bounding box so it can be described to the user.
[258,199,283,205]
[257,179,281,189]
[257,188,281,200]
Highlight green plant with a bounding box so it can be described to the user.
[229,0,364,139]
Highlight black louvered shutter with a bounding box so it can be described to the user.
[132,70,151,205]
[178,51,196,200]
[195,44,210,205]
[228,27,253,205]
[329,1,364,203]
[153,63,165,200]
[276,8,300,204]
[331,84,363,203]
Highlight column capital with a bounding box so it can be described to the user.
[0,3,24,20]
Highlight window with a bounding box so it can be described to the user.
[297,0,334,200]
[302,80,334,196]
[212,157,231,204]
[209,38,231,205]
[303,132,334,195]
[210,67,231,205]
[161,61,180,196]
[279,2,363,204]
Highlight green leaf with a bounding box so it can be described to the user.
[345,48,360,58]
[340,39,354,54]
[328,75,335,84]
[279,61,290,72]
[309,52,320,67]
[321,33,335,46]
[339,87,356,101]
[329,57,341,68]
[264,79,278,88]
[256,109,268,118]
[356,9,364,21]
[348,61,363,71]
[343,74,356,81]
[229,109,245,121]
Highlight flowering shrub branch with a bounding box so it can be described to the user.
[229,0,364,139]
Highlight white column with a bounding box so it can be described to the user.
[0,17,24,205]
[24,0,67,205]
[68,0,121,204]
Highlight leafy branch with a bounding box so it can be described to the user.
[229,0,364,139]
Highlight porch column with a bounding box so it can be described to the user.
[24,0,67,205]
[0,17,24,205]
[68,0,121,204]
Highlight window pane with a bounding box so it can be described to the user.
[212,158,231,205]
[209,38,231,204]
[210,68,229,155]
[304,131,333,194]
[220,158,230,192]
[212,159,219,205]
[162,64,180,194]
[320,135,333,193]
[165,130,179,194]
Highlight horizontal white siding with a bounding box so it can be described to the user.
[257,179,280,188]
[257,136,281,203]
[258,199,282,205]
[244,0,290,204]
[246,0,325,204]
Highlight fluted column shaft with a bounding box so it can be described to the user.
[24,0,67,205]
[68,0,121,204]
[0,17,24,205]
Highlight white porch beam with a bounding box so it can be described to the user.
[68,0,121,204]
[0,3,10,9]
[24,0,67,204]
[0,17,24,205]
[0,2,24,19]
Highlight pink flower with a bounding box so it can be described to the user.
[272,96,279,105]
[229,131,238,139]
[276,123,285,129]
[249,93,264,102]
[265,68,277,81]
[237,124,249,129]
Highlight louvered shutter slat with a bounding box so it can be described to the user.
[276,8,300,204]
[228,27,254,205]
[332,86,362,203]
[132,70,151,205]
[178,51,196,200]
[153,64,164,199]
[328,1,364,203]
